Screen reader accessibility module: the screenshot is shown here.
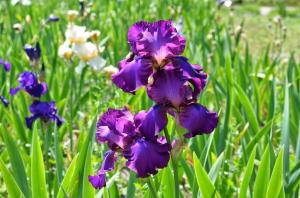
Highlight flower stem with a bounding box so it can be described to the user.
[164,128,180,198]
[147,179,157,198]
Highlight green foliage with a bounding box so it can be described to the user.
[0,0,299,197]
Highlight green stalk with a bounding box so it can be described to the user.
[164,128,180,198]
[147,179,157,198]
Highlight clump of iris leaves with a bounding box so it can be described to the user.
[0,0,299,198]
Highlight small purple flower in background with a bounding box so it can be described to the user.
[0,59,11,72]
[24,42,41,67]
[25,100,64,129]
[47,14,59,22]
[10,71,47,98]
[0,96,9,107]
[89,107,171,189]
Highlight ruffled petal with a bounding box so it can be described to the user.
[178,103,218,138]
[137,105,168,139]
[129,20,185,65]
[112,56,152,93]
[18,71,37,87]
[127,21,149,52]
[96,108,136,149]
[123,137,171,178]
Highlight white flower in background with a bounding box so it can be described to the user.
[58,41,73,60]
[11,0,31,6]
[65,24,90,44]
[58,10,106,74]
[103,65,119,77]
[67,10,79,22]
[73,42,106,73]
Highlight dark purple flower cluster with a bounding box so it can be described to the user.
[89,108,171,189]
[10,43,63,129]
[0,58,11,107]
[10,71,47,98]
[89,20,219,189]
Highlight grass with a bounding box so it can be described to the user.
[0,0,299,197]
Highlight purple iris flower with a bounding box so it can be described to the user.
[0,96,9,107]
[142,65,218,138]
[0,59,11,72]
[112,20,203,93]
[25,100,64,129]
[89,108,171,189]
[10,71,47,98]
[24,43,41,67]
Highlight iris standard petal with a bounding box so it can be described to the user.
[112,56,152,93]
[127,21,149,52]
[178,103,218,138]
[123,137,171,178]
[18,71,37,87]
[130,20,186,65]
[137,105,168,139]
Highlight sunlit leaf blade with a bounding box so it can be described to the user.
[0,159,24,198]
[234,82,260,133]
[253,146,270,198]
[282,77,290,176]
[161,166,175,198]
[57,155,79,198]
[31,127,48,198]
[126,172,136,198]
[0,124,30,198]
[82,144,95,197]
[266,148,284,198]
[193,152,219,198]
[208,152,224,183]
[239,145,257,198]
